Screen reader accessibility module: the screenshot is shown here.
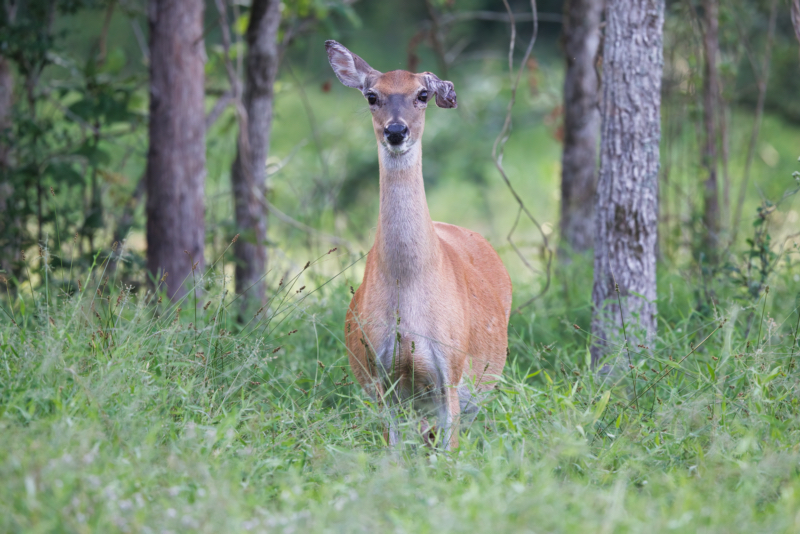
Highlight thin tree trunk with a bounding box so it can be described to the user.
[0,56,14,276]
[700,0,719,258]
[231,0,281,312]
[0,57,10,168]
[145,0,206,301]
[559,0,602,259]
[791,0,800,59]
[719,92,731,229]
[591,0,664,367]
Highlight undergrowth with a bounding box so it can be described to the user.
[2,191,800,532]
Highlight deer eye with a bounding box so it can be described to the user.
[366,92,377,105]
[418,90,428,103]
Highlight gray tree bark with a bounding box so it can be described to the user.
[700,0,720,257]
[145,0,206,301]
[591,0,664,367]
[0,56,14,277]
[231,0,281,312]
[0,57,10,168]
[792,0,800,59]
[559,0,602,258]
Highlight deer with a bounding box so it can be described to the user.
[326,40,512,450]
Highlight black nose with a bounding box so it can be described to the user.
[384,123,408,146]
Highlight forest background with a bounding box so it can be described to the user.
[2,0,800,532]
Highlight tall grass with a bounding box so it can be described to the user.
[2,228,800,532]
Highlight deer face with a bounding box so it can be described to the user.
[325,40,457,160]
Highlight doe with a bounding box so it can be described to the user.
[327,41,512,450]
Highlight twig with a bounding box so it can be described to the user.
[97,0,116,64]
[439,11,561,26]
[284,60,329,181]
[731,0,778,241]
[205,90,234,130]
[213,0,250,162]
[423,0,449,77]
[262,198,354,250]
[491,0,552,315]
[116,0,150,62]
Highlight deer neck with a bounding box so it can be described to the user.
[374,143,440,283]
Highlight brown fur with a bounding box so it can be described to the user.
[328,40,512,449]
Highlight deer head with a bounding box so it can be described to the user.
[325,40,457,161]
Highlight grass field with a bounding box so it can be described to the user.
[2,231,800,533]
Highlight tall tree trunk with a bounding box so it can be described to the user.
[0,57,10,168]
[700,0,719,258]
[559,0,602,259]
[591,0,664,367]
[145,0,206,301]
[0,56,14,277]
[792,0,800,60]
[231,0,281,312]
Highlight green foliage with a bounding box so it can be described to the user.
[721,163,800,301]
[0,0,144,289]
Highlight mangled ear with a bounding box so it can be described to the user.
[325,40,380,91]
[423,72,458,109]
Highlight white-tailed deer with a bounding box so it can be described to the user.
[327,40,512,450]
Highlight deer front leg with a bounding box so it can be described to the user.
[430,386,461,450]
[445,387,461,450]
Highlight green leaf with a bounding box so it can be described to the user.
[100,48,126,74]
[68,98,99,121]
[234,13,249,35]
[706,362,716,381]
[592,391,611,424]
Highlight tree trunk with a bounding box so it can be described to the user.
[231,0,281,312]
[700,0,719,258]
[591,0,664,367]
[559,0,602,259]
[792,0,800,59]
[0,56,14,277]
[0,56,10,168]
[145,0,206,301]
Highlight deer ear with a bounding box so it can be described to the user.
[423,73,457,109]
[325,40,379,91]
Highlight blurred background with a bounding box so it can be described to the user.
[0,0,799,311]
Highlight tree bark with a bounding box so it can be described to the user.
[0,56,14,276]
[559,0,602,258]
[792,0,800,59]
[145,0,206,301]
[0,57,10,168]
[591,0,663,367]
[700,0,720,258]
[231,0,281,311]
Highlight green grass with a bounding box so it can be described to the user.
[2,237,800,533]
